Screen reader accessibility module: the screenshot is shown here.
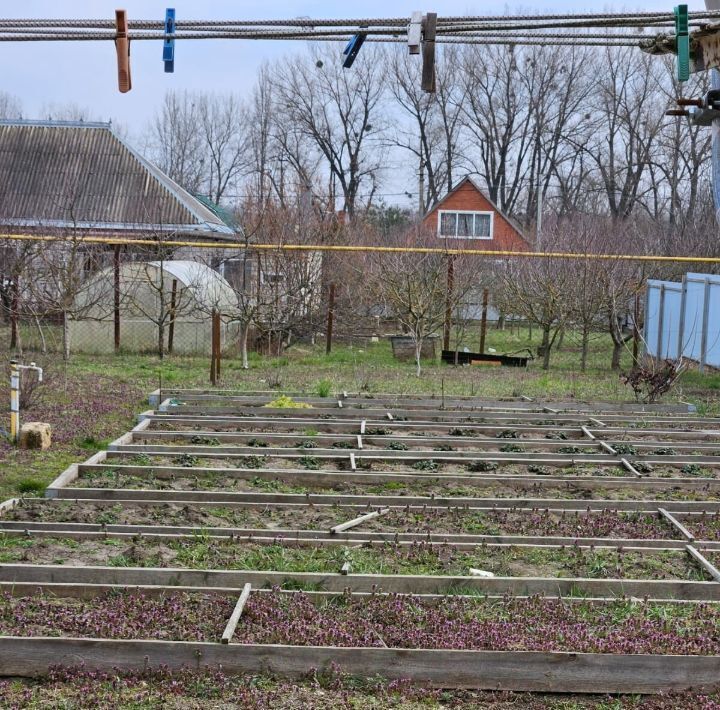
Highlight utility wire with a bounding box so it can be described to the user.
[1,233,718,264]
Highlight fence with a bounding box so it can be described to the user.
[644,272,720,371]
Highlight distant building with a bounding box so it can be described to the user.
[423,176,529,251]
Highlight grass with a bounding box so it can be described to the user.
[0,327,719,503]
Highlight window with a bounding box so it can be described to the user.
[437,210,493,239]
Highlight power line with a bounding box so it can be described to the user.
[1,232,718,264]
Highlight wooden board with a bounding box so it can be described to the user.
[1,637,720,692]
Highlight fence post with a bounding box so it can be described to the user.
[113,245,121,353]
[700,278,711,373]
[443,257,454,352]
[325,282,335,355]
[656,284,665,359]
[677,274,688,363]
[479,288,489,354]
[632,291,640,367]
[167,279,177,355]
[210,309,218,385]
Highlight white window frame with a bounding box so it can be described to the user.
[437,209,494,240]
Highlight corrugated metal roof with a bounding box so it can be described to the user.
[0,119,236,239]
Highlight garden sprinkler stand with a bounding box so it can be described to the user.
[9,360,44,444]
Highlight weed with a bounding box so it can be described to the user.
[296,440,318,449]
[387,441,409,451]
[653,447,677,456]
[331,441,354,449]
[434,443,455,451]
[545,432,567,440]
[189,435,220,446]
[613,444,637,456]
[314,380,333,398]
[16,478,46,495]
[499,443,524,453]
[467,461,498,472]
[265,396,312,409]
[246,438,269,448]
[528,464,551,475]
[172,456,198,472]
[495,430,519,439]
[366,427,392,436]
[412,459,439,472]
[237,456,266,469]
[299,456,321,470]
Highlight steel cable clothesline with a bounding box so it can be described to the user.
[1,233,719,265]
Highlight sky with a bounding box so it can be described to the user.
[0,1,712,205]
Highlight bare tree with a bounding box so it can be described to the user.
[272,46,386,218]
[364,226,472,375]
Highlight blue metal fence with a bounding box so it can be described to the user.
[644,272,720,371]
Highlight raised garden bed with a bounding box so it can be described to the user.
[0,590,232,641]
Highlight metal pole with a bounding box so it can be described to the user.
[536,166,543,248]
[113,245,121,353]
[706,0,720,222]
[700,278,711,373]
[443,257,454,352]
[325,282,335,355]
[418,152,425,215]
[9,360,19,443]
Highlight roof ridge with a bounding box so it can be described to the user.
[0,118,111,129]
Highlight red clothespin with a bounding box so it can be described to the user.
[421,12,437,93]
[115,9,132,93]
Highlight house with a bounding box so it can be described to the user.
[0,119,236,241]
[423,176,529,250]
[0,119,239,353]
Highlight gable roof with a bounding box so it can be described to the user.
[425,175,526,238]
[0,119,236,240]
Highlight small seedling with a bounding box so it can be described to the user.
[613,444,637,456]
[296,440,318,449]
[499,443,524,453]
[495,430,519,439]
[176,453,199,467]
[299,456,321,470]
[190,435,220,446]
[247,438,269,448]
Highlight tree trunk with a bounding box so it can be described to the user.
[158,322,165,360]
[240,320,250,369]
[61,311,72,361]
[611,341,623,370]
[580,327,590,372]
[414,338,422,377]
[541,325,551,370]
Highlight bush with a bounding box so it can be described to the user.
[621,359,685,403]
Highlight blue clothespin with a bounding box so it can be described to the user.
[342,33,366,69]
[163,8,176,73]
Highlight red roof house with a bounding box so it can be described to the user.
[423,176,529,250]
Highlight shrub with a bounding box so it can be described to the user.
[621,359,685,403]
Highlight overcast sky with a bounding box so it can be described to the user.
[0,1,710,206]
[1,1,707,129]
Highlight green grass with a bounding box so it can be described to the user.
[0,328,719,503]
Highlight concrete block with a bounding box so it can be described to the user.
[19,422,52,450]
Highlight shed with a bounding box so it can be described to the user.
[69,260,239,355]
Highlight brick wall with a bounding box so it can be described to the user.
[423,180,529,251]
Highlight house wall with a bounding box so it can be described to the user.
[423,181,528,251]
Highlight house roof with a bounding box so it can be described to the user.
[0,119,236,240]
[425,175,526,238]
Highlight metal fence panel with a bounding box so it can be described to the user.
[645,280,682,359]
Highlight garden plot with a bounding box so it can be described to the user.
[101,448,720,480]
[0,535,708,582]
[0,590,233,641]
[232,589,720,656]
[131,428,720,458]
[6,390,720,693]
[66,462,720,501]
[0,499,348,531]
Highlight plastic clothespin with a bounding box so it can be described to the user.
[674,4,689,82]
[421,12,437,92]
[408,11,423,55]
[163,8,176,73]
[342,33,366,68]
[114,9,132,93]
